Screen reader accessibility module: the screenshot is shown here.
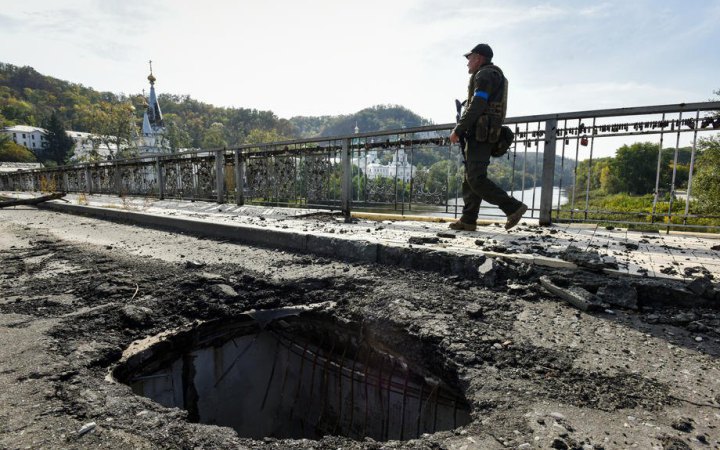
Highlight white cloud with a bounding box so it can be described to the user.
[514,81,701,116]
[0,0,717,125]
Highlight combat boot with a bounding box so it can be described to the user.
[449,220,477,231]
[505,204,528,230]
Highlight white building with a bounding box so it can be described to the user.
[2,125,46,152]
[356,148,416,182]
[66,130,118,161]
[1,125,120,162]
[351,124,417,182]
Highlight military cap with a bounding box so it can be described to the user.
[464,43,493,59]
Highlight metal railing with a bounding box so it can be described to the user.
[1,101,719,230]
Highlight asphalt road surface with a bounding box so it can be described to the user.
[1,206,718,449]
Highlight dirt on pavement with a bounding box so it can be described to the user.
[0,207,718,449]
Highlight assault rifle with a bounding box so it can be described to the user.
[454,99,467,164]
[454,99,467,149]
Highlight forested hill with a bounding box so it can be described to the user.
[0,62,431,148]
[290,105,432,138]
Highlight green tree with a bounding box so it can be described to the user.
[0,97,36,125]
[609,142,660,194]
[41,112,74,165]
[163,113,191,151]
[581,158,612,193]
[106,102,137,156]
[659,147,693,189]
[573,157,612,195]
[202,122,227,148]
[0,110,13,128]
[243,128,292,145]
[693,136,720,213]
[77,101,136,158]
[427,159,464,195]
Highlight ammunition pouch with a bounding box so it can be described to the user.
[474,114,504,144]
[474,101,504,143]
[489,125,515,158]
[474,115,489,142]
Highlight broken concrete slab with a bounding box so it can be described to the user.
[376,245,488,280]
[120,305,153,327]
[635,281,719,309]
[687,277,713,297]
[408,236,440,245]
[185,260,207,269]
[539,276,603,312]
[197,272,226,283]
[465,303,484,319]
[211,284,239,299]
[485,252,578,270]
[77,421,97,437]
[596,282,639,310]
[561,245,619,271]
[477,257,497,287]
[305,235,378,263]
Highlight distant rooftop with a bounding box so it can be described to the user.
[0,162,43,173]
[66,130,92,138]
[2,126,105,140]
[3,125,46,133]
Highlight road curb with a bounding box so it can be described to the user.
[38,202,490,279]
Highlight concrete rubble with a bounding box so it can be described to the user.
[0,192,719,449]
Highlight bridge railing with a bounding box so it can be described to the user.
[1,101,719,230]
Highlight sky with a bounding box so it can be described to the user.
[1,0,719,126]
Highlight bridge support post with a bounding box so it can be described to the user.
[84,165,92,194]
[156,157,165,200]
[215,150,225,204]
[114,162,122,196]
[341,138,352,222]
[234,150,244,206]
[539,118,557,226]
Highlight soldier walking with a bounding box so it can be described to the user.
[449,43,528,231]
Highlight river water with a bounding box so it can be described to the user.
[446,186,569,219]
[353,187,568,219]
[363,186,569,219]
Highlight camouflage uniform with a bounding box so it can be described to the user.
[452,62,524,225]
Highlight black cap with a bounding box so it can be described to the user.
[464,43,493,59]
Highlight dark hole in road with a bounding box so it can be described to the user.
[113,309,472,441]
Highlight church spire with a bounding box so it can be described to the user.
[145,59,162,127]
[147,60,156,85]
[137,61,169,155]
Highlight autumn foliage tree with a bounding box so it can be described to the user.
[0,134,36,162]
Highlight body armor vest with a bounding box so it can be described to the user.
[467,64,508,143]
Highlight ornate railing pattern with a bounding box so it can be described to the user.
[2,102,719,229]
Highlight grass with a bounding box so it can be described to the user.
[556,191,720,232]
